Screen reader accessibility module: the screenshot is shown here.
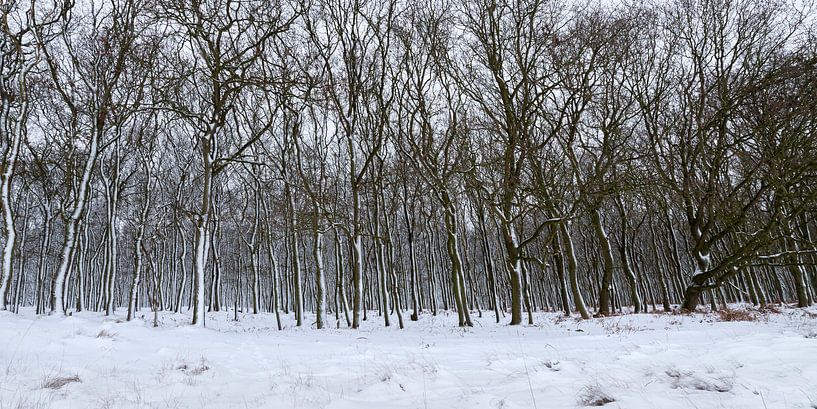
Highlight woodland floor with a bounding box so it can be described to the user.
[1,305,816,409]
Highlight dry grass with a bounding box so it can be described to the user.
[177,358,210,376]
[41,374,81,390]
[577,384,615,406]
[600,318,645,335]
[716,307,761,322]
[758,304,783,314]
[96,329,117,339]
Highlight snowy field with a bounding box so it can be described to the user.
[2,307,816,409]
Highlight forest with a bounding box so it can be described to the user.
[1,0,817,331]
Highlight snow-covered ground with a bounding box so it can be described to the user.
[1,306,816,409]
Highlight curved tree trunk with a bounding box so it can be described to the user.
[51,128,99,314]
[591,208,615,316]
[560,222,590,319]
[441,196,472,327]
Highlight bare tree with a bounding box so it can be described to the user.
[157,0,295,325]
[0,0,42,308]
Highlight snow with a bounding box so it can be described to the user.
[2,306,816,409]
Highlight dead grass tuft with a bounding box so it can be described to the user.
[42,374,81,390]
[96,329,117,338]
[758,304,782,314]
[578,384,615,406]
[177,358,210,376]
[600,318,645,335]
[716,307,760,322]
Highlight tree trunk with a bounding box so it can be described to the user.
[559,222,590,319]
[51,127,100,314]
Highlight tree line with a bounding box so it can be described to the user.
[1,0,816,328]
